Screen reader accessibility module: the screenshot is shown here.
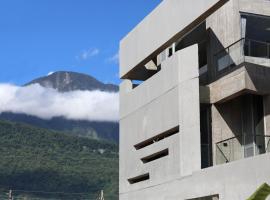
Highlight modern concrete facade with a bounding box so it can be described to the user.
[119,0,270,199]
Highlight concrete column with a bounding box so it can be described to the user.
[178,44,201,176]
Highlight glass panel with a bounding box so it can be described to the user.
[216,136,243,164]
[244,143,254,158]
[217,53,232,71]
[244,134,254,158]
[256,135,266,155]
[266,137,270,153]
[215,37,270,80]
[250,40,268,58]
[216,135,270,165]
[215,39,244,76]
[200,106,212,168]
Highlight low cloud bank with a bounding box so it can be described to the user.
[0,83,119,122]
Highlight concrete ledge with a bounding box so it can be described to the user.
[209,67,247,103]
[240,0,270,16]
[208,64,270,103]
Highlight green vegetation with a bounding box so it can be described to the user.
[247,183,270,200]
[0,120,119,199]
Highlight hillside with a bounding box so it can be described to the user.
[0,120,118,199]
[24,71,118,92]
[0,112,119,142]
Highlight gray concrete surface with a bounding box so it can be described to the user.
[120,153,270,200]
[120,0,270,199]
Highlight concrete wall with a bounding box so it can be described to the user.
[211,95,259,164]
[120,45,200,196]
[206,0,241,50]
[120,153,270,200]
[120,52,181,119]
[206,0,241,80]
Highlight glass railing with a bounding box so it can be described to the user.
[215,38,245,76]
[244,39,270,59]
[216,135,270,165]
[267,136,270,153]
[215,38,270,78]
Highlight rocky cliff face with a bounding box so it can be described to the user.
[25,71,118,92]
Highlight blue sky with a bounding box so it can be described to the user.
[0,0,161,85]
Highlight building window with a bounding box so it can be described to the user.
[187,195,219,200]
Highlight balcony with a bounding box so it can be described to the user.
[215,38,270,80]
[216,134,270,165]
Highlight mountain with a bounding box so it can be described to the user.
[0,112,119,142]
[0,71,119,142]
[25,71,118,92]
[0,120,118,199]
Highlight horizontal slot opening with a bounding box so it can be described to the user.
[141,149,169,163]
[134,126,179,150]
[128,173,150,184]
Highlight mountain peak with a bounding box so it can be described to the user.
[25,71,118,92]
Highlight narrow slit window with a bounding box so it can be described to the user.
[134,126,179,150]
[141,149,169,163]
[128,173,150,184]
[168,47,173,57]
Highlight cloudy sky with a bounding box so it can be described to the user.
[0,0,161,85]
[0,0,162,121]
[0,83,119,121]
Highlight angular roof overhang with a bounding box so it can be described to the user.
[120,0,229,79]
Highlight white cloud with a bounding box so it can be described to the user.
[107,52,119,64]
[0,83,119,122]
[77,48,100,61]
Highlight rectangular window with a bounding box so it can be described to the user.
[128,173,150,184]
[187,195,219,200]
[134,126,179,150]
[141,149,169,163]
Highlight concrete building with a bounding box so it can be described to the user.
[119,0,270,199]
